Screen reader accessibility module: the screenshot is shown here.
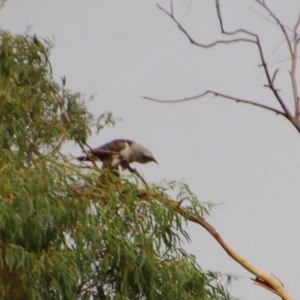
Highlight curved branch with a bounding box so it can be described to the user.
[143,90,287,117]
[157,4,256,48]
[136,189,296,298]
[164,197,294,300]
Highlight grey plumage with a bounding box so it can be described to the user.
[77,139,157,169]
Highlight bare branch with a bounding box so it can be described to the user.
[162,197,294,300]
[291,11,300,118]
[143,90,287,117]
[256,0,293,57]
[213,0,295,122]
[256,0,300,118]
[251,7,300,39]
[252,277,281,296]
[157,4,256,48]
[157,1,297,127]
[215,0,225,33]
[271,68,279,85]
[214,0,259,40]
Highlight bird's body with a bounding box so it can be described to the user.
[77,139,157,169]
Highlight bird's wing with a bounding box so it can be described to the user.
[76,139,134,164]
[98,139,132,153]
[87,139,132,160]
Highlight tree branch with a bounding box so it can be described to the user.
[143,90,287,117]
[138,189,294,298]
[256,0,293,58]
[256,0,300,119]
[165,197,294,300]
[291,11,300,119]
[214,0,295,123]
[157,3,256,48]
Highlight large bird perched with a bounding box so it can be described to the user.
[77,139,157,170]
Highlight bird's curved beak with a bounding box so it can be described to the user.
[152,157,158,164]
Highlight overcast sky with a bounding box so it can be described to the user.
[1,0,300,299]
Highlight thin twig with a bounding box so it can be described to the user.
[256,0,293,57]
[271,68,279,85]
[250,7,300,39]
[216,0,224,33]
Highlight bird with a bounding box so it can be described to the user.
[77,139,158,170]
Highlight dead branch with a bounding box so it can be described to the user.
[144,90,287,117]
[155,0,300,133]
[157,4,256,48]
[215,0,295,123]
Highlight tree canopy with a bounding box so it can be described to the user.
[0,30,233,299]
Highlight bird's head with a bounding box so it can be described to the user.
[142,153,158,164]
[131,142,158,165]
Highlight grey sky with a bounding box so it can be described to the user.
[1,0,300,298]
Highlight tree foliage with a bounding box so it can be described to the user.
[0,30,234,299]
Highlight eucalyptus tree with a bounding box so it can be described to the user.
[0,30,233,299]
